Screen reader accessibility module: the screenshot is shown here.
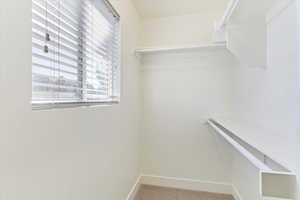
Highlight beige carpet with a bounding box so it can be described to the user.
[134,185,234,200]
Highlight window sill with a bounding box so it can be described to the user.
[32,101,120,111]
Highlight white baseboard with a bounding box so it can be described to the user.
[139,174,233,195]
[126,174,242,200]
[126,175,142,200]
[232,184,243,200]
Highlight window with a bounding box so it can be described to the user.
[32,0,121,109]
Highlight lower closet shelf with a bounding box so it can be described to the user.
[207,118,296,200]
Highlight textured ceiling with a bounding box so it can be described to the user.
[132,0,229,19]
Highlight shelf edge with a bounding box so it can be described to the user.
[207,119,271,172]
[135,42,227,54]
[217,0,239,30]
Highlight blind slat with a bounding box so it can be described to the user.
[32,2,80,34]
[33,27,114,62]
[32,12,79,39]
[33,62,79,76]
[33,62,109,81]
[33,0,80,29]
[33,83,108,94]
[32,52,80,70]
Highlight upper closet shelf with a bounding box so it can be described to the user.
[217,0,285,30]
[214,0,292,68]
[216,0,239,30]
[135,41,227,55]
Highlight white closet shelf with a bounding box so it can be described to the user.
[208,118,296,200]
[207,118,294,175]
[217,0,239,30]
[215,0,291,68]
[135,42,227,55]
[208,119,270,171]
[217,0,282,30]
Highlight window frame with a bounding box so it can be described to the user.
[31,0,122,110]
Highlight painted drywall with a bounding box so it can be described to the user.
[140,49,236,184]
[228,0,300,198]
[0,1,141,200]
[132,0,229,19]
[139,11,224,48]
[297,1,300,199]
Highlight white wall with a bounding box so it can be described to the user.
[140,49,235,184]
[138,5,236,186]
[229,0,300,198]
[132,0,229,19]
[140,11,223,48]
[0,1,141,200]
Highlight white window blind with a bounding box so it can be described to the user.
[32,0,121,108]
